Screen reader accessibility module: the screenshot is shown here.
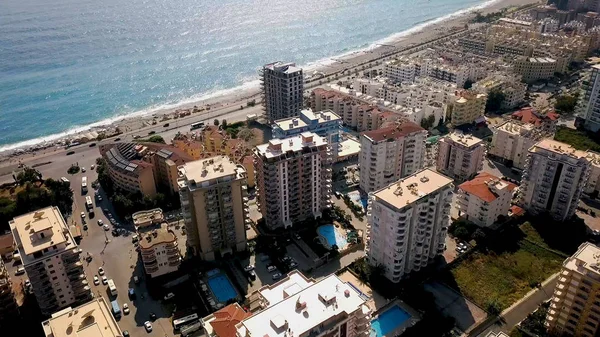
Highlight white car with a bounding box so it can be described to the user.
[24,279,31,288]
[244,265,254,272]
[144,321,153,332]
[98,267,105,275]
[81,167,86,172]
[80,212,86,219]
[103,224,110,231]
[123,303,130,315]
[163,292,175,301]
[102,276,108,285]
[97,219,104,226]
[93,276,100,285]
[91,164,95,170]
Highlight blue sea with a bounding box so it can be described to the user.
[0,0,496,150]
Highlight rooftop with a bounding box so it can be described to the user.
[531,139,588,158]
[264,62,302,74]
[274,109,341,132]
[564,242,600,276]
[458,172,516,203]
[361,121,424,143]
[258,271,315,306]
[203,303,251,337]
[41,298,123,337]
[132,208,164,228]
[255,132,328,159]
[373,169,454,209]
[236,272,369,337]
[511,107,558,126]
[10,207,75,262]
[443,132,485,148]
[138,223,176,250]
[496,121,535,135]
[178,155,245,186]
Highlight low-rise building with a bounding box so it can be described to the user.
[359,121,427,193]
[511,107,559,134]
[202,303,251,337]
[10,207,92,315]
[449,90,487,126]
[41,298,123,337]
[489,121,546,170]
[0,259,18,325]
[0,232,15,258]
[545,242,600,337]
[366,169,454,282]
[455,172,517,227]
[236,271,371,337]
[272,109,342,159]
[436,132,486,182]
[178,156,249,260]
[519,139,591,221]
[254,132,332,229]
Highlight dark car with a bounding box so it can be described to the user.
[149,312,157,321]
[148,131,156,135]
[66,151,75,155]
[114,137,121,141]
[123,331,129,337]
[128,288,136,300]
[163,123,170,127]
[88,143,96,147]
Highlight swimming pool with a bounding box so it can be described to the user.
[317,224,348,250]
[207,273,238,303]
[370,305,411,337]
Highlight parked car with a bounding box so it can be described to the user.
[294,233,301,240]
[66,151,75,155]
[272,272,282,280]
[244,265,255,272]
[102,276,108,285]
[97,219,104,226]
[24,279,31,288]
[144,321,152,332]
[123,331,129,337]
[149,312,157,321]
[134,276,140,284]
[163,123,170,127]
[94,276,100,285]
[248,270,256,279]
[267,265,277,272]
[123,303,130,315]
[148,131,156,135]
[163,293,175,301]
[81,167,86,173]
[81,212,86,218]
[98,267,105,275]
[15,267,25,275]
[103,224,110,231]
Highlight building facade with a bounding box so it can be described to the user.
[0,259,18,326]
[449,90,487,126]
[436,132,486,182]
[472,73,527,109]
[178,156,250,261]
[138,223,181,278]
[545,242,600,337]
[489,121,545,170]
[261,62,304,122]
[10,207,92,315]
[42,298,123,337]
[455,172,516,227]
[359,122,427,193]
[513,56,558,83]
[519,139,591,221]
[366,169,454,283]
[576,64,600,132]
[254,132,332,229]
[272,109,342,159]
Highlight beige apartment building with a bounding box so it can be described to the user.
[472,73,527,109]
[138,223,181,278]
[546,242,600,337]
[359,121,427,193]
[178,156,249,260]
[254,132,332,229]
[585,151,600,197]
[0,259,18,325]
[449,90,487,126]
[519,139,591,221]
[489,121,545,170]
[436,132,486,182]
[42,298,123,337]
[514,56,558,83]
[455,172,516,227]
[10,207,92,315]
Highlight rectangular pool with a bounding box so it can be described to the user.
[207,273,238,303]
[371,305,411,337]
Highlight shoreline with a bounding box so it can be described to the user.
[0,0,540,156]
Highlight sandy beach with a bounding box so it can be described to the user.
[0,0,541,164]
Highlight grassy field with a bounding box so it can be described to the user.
[447,224,565,310]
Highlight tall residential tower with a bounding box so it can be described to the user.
[261,62,304,123]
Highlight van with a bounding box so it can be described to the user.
[15,267,25,275]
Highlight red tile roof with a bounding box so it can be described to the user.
[458,172,517,203]
[209,303,251,337]
[510,205,525,217]
[511,107,559,126]
[361,121,424,142]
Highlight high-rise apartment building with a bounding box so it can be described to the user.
[178,156,249,261]
[366,169,454,283]
[449,90,487,126]
[236,271,372,337]
[576,64,600,132]
[261,62,304,122]
[42,298,123,337]
[489,121,546,170]
[436,132,486,182]
[359,121,427,193]
[519,139,591,221]
[0,259,18,326]
[545,242,600,337]
[254,132,332,229]
[10,207,92,315]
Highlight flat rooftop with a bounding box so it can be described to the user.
[443,132,484,148]
[531,139,587,158]
[237,272,368,337]
[41,298,123,337]
[274,109,340,132]
[255,132,327,159]
[10,207,75,261]
[497,121,535,135]
[373,169,453,209]
[179,155,244,185]
[338,138,361,159]
[258,270,315,305]
[138,223,177,250]
[564,242,600,276]
[132,208,163,227]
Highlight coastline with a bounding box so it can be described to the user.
[0,0,540,157]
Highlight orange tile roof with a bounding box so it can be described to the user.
[458,172,516,203]
[209,303,251,337]
[361,121,424,142]
[511,107,559,126]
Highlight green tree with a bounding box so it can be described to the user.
[485,89,505,113]
[486,299,502,316]
[145,135,165,144]
[472,228,487,245]
[420,115,436,129]
[44,178,74,216]
[67,164,80,175]
[555,94,578,114]
[16,167,42,185]
[454,227,470,241]
[237,127,255,142]
[463,79,474,89]
[214,119,220,126]
[222,119,228,128]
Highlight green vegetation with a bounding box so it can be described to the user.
[67,164,80,175]
[246,99,256,107]
[0,168,73,232]
[555,94,578,114]
[341,194,364,218]
[223,121,245,138]
[142,135,166,144]
[471,9,506,23]
[420,115,436,130]
[554,125,600,152]
[485,89,506,113]
[517,302,550,337]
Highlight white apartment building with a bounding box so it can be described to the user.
[42,298,123,337]
[472,73,527,109]
[585,151,600,197]
[490,121,546,170]
[359,122,427,193]
[576,64,600,132]
[10,207,92,316]
[254,132,332,229]
[519,139,591,221]
[138,222,181,278]
[384,58,421,83]
[261,62,304,122]
[366,169,454,282]
[178,156,250,260]
[514,56,558,83]
[436,132,486,182]
[235,271,371,337]
[449,90,487,126]
[455,172,517,227]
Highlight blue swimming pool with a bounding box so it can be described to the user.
[370,305,411,337]
[207,273,237,303]
[317,224,348,250]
